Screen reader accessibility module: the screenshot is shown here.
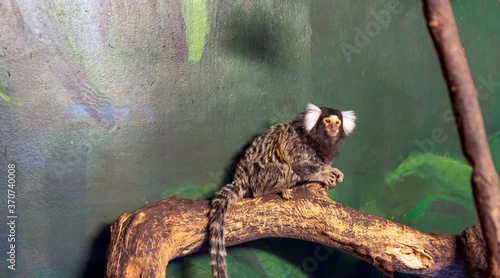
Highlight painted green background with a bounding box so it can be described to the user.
[0,0,499,277]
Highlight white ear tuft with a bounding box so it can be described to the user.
[304,104,322,132]
[341,110,356,136]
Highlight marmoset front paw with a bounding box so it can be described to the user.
[317,167,344,188]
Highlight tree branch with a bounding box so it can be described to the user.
[105,183,476,277]
[422,1,500,277]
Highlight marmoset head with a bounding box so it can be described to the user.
[295,103,356,161]
[303,103,356,138]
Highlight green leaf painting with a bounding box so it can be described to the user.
[385,153,472,198]
[0,91,21,106]
[386,130,500,221]
[404,194,474,221]
[181,0,210,65]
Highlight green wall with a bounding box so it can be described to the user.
[0,0,499,277]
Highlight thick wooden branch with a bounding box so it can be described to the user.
[105,183,480,278]
[422,1,500,277]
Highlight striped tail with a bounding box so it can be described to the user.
[209,181,245,278]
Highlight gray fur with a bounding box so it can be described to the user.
[208,104,354,278]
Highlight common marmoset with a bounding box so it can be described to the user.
[209,103,356,278]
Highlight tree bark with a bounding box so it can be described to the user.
[422,1,500,277]
[105,183,475,278]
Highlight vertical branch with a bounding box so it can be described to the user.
[422,1,500,277]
